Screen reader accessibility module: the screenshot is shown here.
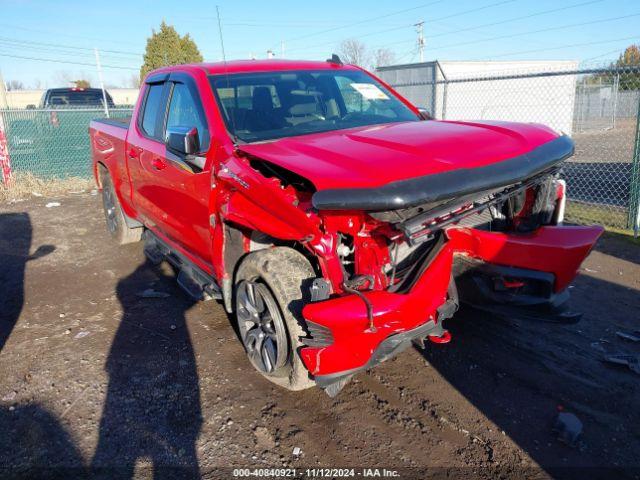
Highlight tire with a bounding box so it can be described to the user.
[99,166,143,245]
[234,247,316,391]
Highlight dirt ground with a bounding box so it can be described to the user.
[1,193,639,480]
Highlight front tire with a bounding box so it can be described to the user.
[234,247,316,391]
[99,166,142,245]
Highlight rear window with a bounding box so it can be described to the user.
[46,89,114,108]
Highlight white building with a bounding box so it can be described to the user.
[377,60,579,134]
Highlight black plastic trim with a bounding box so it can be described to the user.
[314,319,440,388]
[145,72,169,84]
[311,135,574,211]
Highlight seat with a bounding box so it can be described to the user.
[246,87,286,132]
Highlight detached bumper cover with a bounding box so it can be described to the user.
[300,225,603,378]
[312,135,574,211]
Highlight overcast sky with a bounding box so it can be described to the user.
[1,0,638,88]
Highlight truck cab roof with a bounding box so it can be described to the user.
[148,59,358,78]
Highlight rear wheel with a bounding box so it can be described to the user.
[99,166,142,245]
[234,247,316,391]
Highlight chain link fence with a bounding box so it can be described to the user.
[380,64,640,234]
[0,107,132,183]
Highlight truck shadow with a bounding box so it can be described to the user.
[0,212,54,353]
[91,260,202,479]
[417,269,640,476]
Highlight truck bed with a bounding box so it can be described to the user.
[90,117,131,191]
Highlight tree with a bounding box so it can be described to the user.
[140,21,203,81]
[584,44,640,90]
[6,80,24,91]
[614,44,640,90]
[616,44,640,67]
[338,39,369,67]
[372,48,396,69]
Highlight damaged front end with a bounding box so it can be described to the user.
[298,135,603,395]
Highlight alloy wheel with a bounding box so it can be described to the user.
[103,186,118,234]
[236,280,288,374]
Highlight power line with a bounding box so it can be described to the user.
[428,0,518,23]
[476,35,640,60]
[276,0,447,47]
[0,23,139,47]
[0,35,142,57]
[284,0,519,54]
[364,0,580,53]
[582,46,630,63]
[427,0,604,39]
[0,52,139,70]
[427,12,640,52]
[0,40,140,66]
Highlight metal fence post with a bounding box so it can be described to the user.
[628,93,640,237]
[612,72,619,130]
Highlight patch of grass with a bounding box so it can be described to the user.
[0,173,94,202]
[565,200,632,232]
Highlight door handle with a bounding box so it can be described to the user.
[128,147,141,159]
[151,158,167,171]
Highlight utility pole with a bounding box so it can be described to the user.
[94,48,109,118]
[415,21,425,63]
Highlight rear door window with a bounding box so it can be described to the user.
[140,83,165,139]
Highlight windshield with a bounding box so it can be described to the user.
[209,70,419,143]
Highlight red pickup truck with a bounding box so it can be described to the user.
[90,58,602,396]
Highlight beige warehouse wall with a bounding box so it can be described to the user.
[5,90,42,108]
[4,88,139,108]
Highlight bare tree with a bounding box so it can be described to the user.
[32,79,44,89]
[6,80,25,91]
[54,70,74,86]
[338,39,369,67]
[126,74,140,89]
[53,71,93,88]
[372,48,396,69]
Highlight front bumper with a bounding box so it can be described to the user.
[300,225,603,379]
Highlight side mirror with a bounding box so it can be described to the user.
[166,126,200,156]
[417,107,433,120]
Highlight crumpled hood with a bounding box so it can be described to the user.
[238,120,561,191]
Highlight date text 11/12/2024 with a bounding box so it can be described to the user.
[232,468,401,477]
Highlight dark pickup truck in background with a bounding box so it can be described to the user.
[90,58,602,396]
[38,87,115,109]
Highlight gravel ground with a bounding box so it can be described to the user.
[1,193,639,480]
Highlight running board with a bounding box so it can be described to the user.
[143,231,222,301]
